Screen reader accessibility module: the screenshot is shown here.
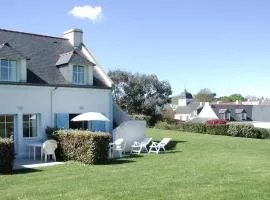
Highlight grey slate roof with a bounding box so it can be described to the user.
[175,102,203,114]
[0,29,108,88]
[219,109,229,114]
[55,51,73,66]
[56,50,94,67]
[212,104,253,121]
[0,42,27,60]
[179,89,193,99]
[235,108,246,114]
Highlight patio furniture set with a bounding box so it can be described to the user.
[27,137,172,161]
[109,137,172,158]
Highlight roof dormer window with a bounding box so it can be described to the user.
[73,65,85,84]
[0,59,17,81]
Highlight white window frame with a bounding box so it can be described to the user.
[220,113,225,120]
[23,114,39,138]
[242,113,247,120]
[0,59,17,81]
[0,114,14,138]
[72,65,85,84]
[226,113,231,120]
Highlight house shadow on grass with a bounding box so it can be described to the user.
[11,168,42,175]
[166,140,187,151]
[106,154,144,165]
[106,158,135,165]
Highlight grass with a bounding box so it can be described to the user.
[1,128,270,200]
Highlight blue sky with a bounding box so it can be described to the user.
[1,0,270,97]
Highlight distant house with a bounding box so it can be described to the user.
[174,89,203,121]
[174,89,270,123]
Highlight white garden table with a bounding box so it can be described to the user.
[27,142,43,161]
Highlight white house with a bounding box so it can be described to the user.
[0,28,144,158]
[174,89,204,121]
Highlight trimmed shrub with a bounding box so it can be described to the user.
[254,128,270,139]
[227,124,270,139]
[181,123,206,134]
[45,126,59,139]
[0,138,14,173]
[154,120,270,140]
[205,124,229,135]
[154,121,183,131]
[50,129,110,164]
[206,119,227,125]
[154,121,173,130]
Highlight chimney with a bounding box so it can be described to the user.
[63,28,83,47]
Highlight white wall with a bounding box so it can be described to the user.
[174,114,191,121]
[113,120,146,153]
[198,102,219,119]
[0,84,111,157]
[252,121,270,129]
[178,98,192,106]
[113,103,130,125]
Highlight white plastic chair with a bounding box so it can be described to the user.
[113,138,125,158]
[148,138,171,154]
[42,140,57,162]
[131,137,152,154]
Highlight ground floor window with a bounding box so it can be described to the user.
[0,115,14,138]
[23,114,38,138]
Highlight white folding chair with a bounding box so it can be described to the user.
[42,140,57,162]
[131,137,152,154]
[148,138,171,154]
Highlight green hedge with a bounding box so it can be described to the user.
[0,138,14,173]
[49,129,110,164]
[181,123,206,133]
[205,124,229,135]
[154,121,270,139]
[227,124,270,139]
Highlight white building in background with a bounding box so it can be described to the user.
[174,89,204,121]
[0,28,143,158]
[174,89,270,126]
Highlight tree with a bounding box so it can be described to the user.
[107,70,131,107]
[194,88,216,102]
[229,94,245,102]
[162,107,175,123]
[108,70,172,117]
[219,96,232,103]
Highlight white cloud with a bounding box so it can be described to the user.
[69,5,104,23]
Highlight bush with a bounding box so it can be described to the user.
[161,108,176,123]
[154,121,173,130]
[154,120,270,140]
[50,129,110,164]
[254,128,270,139]
[0,138,14,173]
[181,123,206,134]
[205,124,229,135]
[227,124,270,139]
[206,119,227,124]
[45,126,59,138]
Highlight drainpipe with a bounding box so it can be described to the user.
[50,87,58,127]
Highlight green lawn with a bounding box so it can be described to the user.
[1,128,270,200]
